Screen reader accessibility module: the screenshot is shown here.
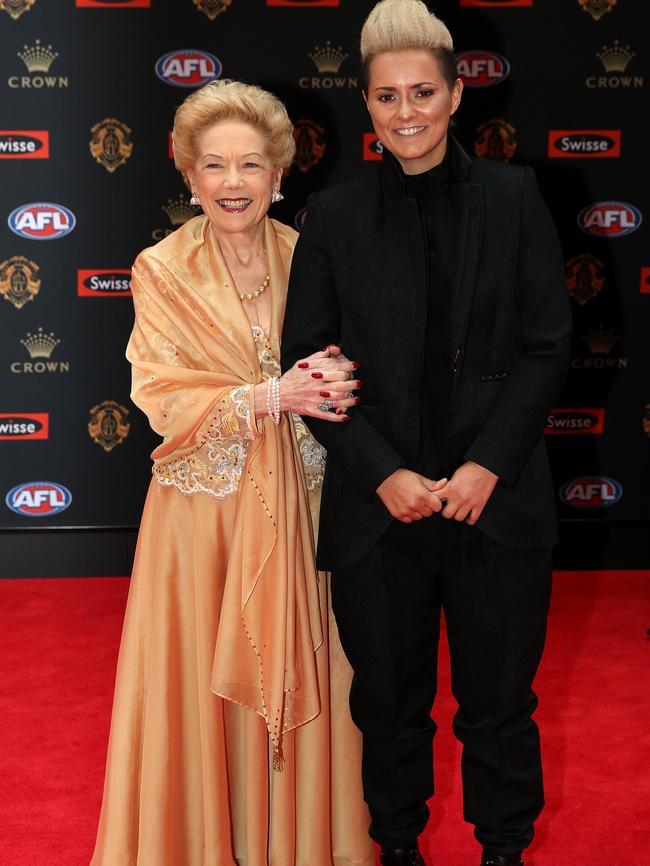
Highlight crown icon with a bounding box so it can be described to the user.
[18,39,59,73]
[309,41,348,74]
[162,194,198,226]
[583,325,618,355]
[597,40,634,73]
[21,327,60,359]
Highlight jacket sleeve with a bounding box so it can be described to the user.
[281,194,405,500]
[465,168,572,486]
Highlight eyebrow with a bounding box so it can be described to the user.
[200,151,265,159]
[373,81,436,92]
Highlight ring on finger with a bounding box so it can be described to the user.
[318,399,334,411]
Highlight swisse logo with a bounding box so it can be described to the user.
[559,477,622,509]
[155,50,222,88]
[266,1,340,5]
[578,201,641,238]
[0,413,49,440]
[461,1,532,5]
[77,269,132,297]
[545,408,605,435]
[0,131,49,159]
[548,130,621,159]
[8,203,75,240]
[363,133,384,161]
[6,481,72,517]
[455,51,510,88]
[76,0,151,6]
[641,267,650,294]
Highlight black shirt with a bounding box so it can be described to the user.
[402,147,454,479]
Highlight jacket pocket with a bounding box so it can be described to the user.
[479,370,511,383]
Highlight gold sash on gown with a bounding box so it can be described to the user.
[127,215,323,765]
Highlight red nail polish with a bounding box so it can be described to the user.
[311,372,323,379]
[319,391,331,398]
[343,415,351,422]
[298,362,309,369]
[355,397,362,404]
[336,408,344,415]
[356,380,364,388]
[322,345,331,352]
[352,361,360,370]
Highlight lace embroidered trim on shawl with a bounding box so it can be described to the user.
[153,330,326,498]
[153,384,254,499]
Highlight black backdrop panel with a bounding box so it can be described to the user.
[1,0,648,528]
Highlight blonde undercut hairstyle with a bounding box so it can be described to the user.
[360,0,457,91]
[172,80,296,187]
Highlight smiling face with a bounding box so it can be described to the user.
[365,49,463,175]
[186,120,282,239]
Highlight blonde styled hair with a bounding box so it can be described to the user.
[172,80,296,185]
[360,0,456,90]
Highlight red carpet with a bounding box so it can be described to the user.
[0,571,648,866]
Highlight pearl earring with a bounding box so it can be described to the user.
[190,192,200,206]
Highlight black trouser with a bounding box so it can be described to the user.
[331,518,552,856]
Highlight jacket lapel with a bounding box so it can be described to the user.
[449,179,483,368]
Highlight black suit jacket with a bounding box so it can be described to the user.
[281,137,572,570]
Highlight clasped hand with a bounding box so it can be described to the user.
[377,461,498,525]
[281,345,361,422]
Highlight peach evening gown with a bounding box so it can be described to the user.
[89,215,374,866]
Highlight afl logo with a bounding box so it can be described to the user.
[460,1,532,5]
[155,49,222,88]
[578,202,641,238]
[8,203,76,240]
[267,1,340,6]
[6,481,72,517]
[455,51,510,88]
[559,476,622,509]
[76,1,151,6]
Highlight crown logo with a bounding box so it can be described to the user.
[18,39,58,73]
[309,41,348,74]
[597,41,634,73]
[162,194,198,226]
[21,327,60,358]
[583,325,618,355]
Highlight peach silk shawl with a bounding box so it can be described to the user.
[126,215,323,764]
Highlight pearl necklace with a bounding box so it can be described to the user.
[239,273,270,302]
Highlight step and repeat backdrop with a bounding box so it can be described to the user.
[1,0,648,528]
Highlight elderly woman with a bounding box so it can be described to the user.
[282,2,571,866]
[90,81,373,866]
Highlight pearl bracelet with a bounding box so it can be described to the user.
[267,377,281,425]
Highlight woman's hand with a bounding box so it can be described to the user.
[435,461,499,525]
[280,345,362,422]
[376,469,447,522]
